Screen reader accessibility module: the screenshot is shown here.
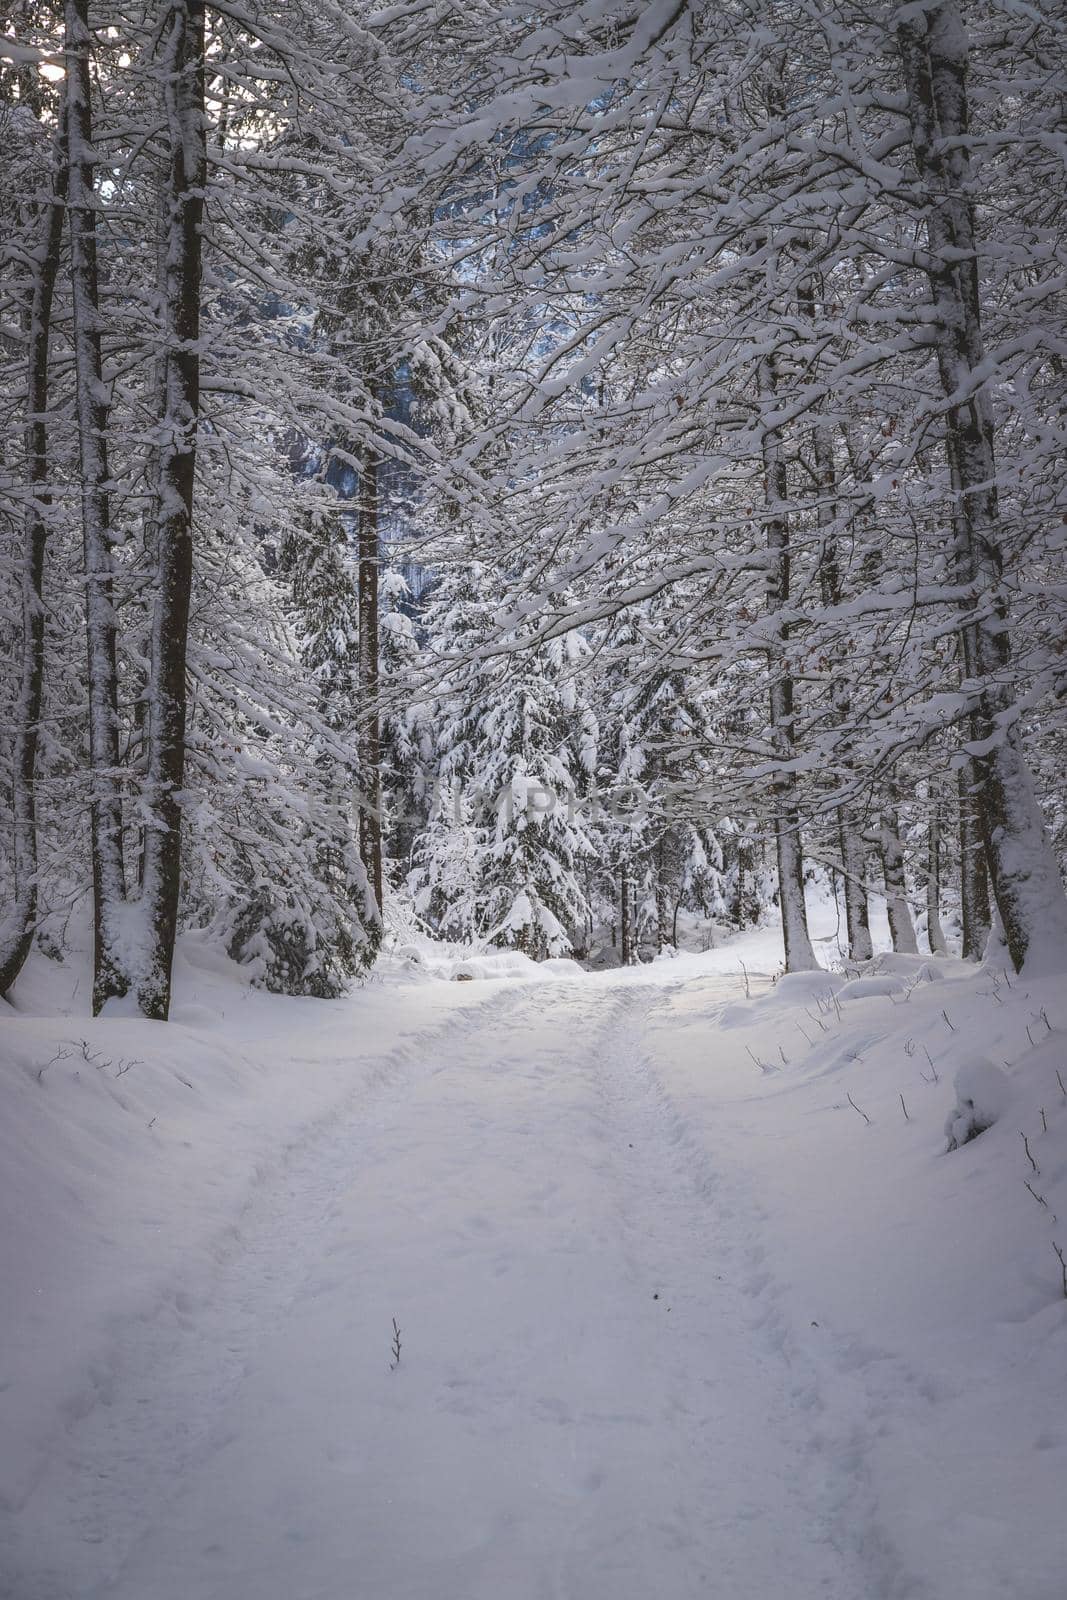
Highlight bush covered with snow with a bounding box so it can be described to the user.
[944,1060,1013,1151]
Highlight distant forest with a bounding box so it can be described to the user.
[2,0,1065,1016]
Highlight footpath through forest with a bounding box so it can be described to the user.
[4,931,1067,1600]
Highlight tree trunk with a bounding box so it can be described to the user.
[926,794,948,956]
[619,866,633,965]
[839,816,873,964]
[135,165,170,892]
[358,447,384,914]
[734,833,748,925]
[66,0,129,1014]
[899,5,1067,973]
[958,758,991,962]
[671,883,683,949]
[137,0,206,1019]
[0,105,68,999]
[810,408,872,965]
[655,835,669,951]
[879,809,918,955]
[760,352,817,973]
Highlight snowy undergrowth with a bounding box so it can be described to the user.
[638,943,1067,1598]
[0,929,498,1519]
[3,898,1066,1599]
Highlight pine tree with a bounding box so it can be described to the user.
[379,565,433,877]
[412,561,595,957]
[223,495,383,997]
[0,75,67,995]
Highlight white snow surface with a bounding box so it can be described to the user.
[3,901,1067,1600]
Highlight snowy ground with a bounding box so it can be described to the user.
[3,901,1066,1599]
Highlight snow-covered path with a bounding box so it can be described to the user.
[11,974,876,1600]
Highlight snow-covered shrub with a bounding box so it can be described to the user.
[225,879,369,999]
[945,1061,1012,1151]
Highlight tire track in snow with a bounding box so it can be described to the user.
[586,980,927,1600]
[4,981,552,1600]
[9,972,923,1600]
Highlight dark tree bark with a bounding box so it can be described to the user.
[808,398,872,965]
[655,857,670,954]
[839,815,873,966]
[135,165,170,891]
[139,0,206,1019]
[878,807,918,955]
[958,759,991,962]
[357,447,384,915]
[619,867,635,965]
[66,0,129,1013]
[734,830,754,927]
[899,4,1067,972]
[0,104,67,999]
[926,792,948,956]
[760,351,817,973]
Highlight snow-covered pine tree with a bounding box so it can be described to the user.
[0,70,67,996]
[407,556,493,941]
[478,631,595,960]
[221,492,383,998]
[181,490,372,996]
[596,606,729,958]
[412,557,596,958]
[379,565,434,878]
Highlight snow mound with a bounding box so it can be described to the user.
[716,969,844,1028]
[537,958,585,980]
[450,954,543,981]
[772,970,847,1003]
[717,1001,757,1028]
[390,945,538,982]
[386,939,583,985]
[393,942,430,968]
[838,974,907,1001]
[839,962,945,1002]
[867,953,941,978]
[945,1060,1013,1150]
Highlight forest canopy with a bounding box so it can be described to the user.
[1,0,1066,1016]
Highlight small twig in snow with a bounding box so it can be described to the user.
[1024,1181,1055,1220]
[846,1093,871,1126]
[899,1093,909,1122]
[390,1317,402,1370]
[941,1009,955,1032]
[79,1038,114,1072]
[36,1046,72,1083]
[745,1044,771,1073]
[1053,1243,1067,1301]
[1021,1132,1040,1176]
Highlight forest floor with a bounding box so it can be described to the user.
[3,906,1066,1600]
